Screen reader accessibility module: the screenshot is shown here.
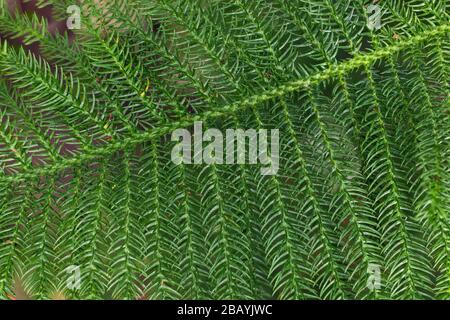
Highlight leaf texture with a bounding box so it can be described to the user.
[0,0,449,299]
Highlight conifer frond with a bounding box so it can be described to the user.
[0,0,449,299]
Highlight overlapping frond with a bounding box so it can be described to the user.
[0,0,448,299]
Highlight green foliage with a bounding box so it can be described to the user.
[0,0,449,299]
